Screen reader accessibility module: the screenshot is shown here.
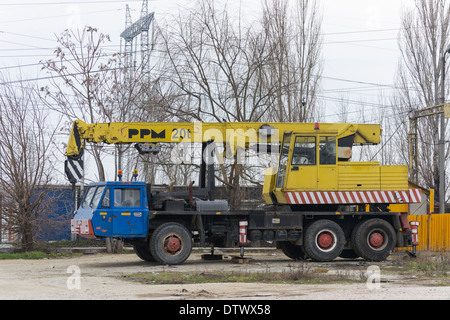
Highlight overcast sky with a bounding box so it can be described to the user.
[0,0,414,181]
[0,0,413,123]
[0,0,412,122]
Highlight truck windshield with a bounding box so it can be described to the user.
[81,186,105,208]
[81,186,96,208]
[90,186,105,208]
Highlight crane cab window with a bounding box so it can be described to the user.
[292,136,316,165]
[275,132,292,188]
[114,188,141,207]
[319,136,336,165]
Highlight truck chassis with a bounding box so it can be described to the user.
[72,189,413,265]
[129,209,411,264]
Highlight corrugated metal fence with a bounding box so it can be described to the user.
[408,214,450,251]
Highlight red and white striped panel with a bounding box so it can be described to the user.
[285,189,422,205]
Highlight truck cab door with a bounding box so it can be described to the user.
[95,187,113,236]
[317,136,337,190]
[111,186,147,236]
[285,135,318,190]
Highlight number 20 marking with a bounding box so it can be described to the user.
[172,128,191,140]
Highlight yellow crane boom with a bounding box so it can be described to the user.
[65,120,381,159]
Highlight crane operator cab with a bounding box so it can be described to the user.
[264,126,417,210]
[268,130,340,206]
[275,132,338,191]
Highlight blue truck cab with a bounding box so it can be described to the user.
[70,177,234,265]
[71,181,150,239]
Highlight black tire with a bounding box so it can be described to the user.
[150,222,192,265]
[278,241,306,260]
[133,239,156,262]
[350,220,365,258]
[303,220,345,262]
[351,218,396,262]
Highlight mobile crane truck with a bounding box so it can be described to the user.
[67,120,422,265]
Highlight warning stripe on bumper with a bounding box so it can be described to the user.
[285,189,422,205]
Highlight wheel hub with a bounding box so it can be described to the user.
[369,232,384,248]
[165,235,181,254]
[317,231,334,250]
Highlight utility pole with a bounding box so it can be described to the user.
[439,45,450,213]
[440,55,446,213]
[0,151,2,242]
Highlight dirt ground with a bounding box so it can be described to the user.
[0,248,449,300]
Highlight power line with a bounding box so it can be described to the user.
[322,75,394,88]
[0,0,145,6]
[323,37,399,45]
[0,8,120,25]
[0,39,51,50]
[321,28,400,37]
[0,43,403,90]
[0,66,122,86]
[0,31,55,42]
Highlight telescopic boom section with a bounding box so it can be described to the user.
[65,120,381,159]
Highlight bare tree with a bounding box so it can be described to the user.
[40,26,112,182]
[157,0,276,208]
[155,0,323,208]
[96,52,158,179]
[0,73,61,251]
[159,0,273,123]
[394,0,450,202]
[40,26,161,252]
[261,0,323,122]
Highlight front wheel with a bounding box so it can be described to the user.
[150,222,192,265]
[133,238,156,262]
[303,220,345,262]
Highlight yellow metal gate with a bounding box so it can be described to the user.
[407,214,450,251]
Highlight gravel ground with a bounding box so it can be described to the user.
[0,249,449,301]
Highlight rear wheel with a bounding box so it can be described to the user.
[303,220,345,262]
[150,222,192,265]
[278,241,306,260]
[351,219,396,262]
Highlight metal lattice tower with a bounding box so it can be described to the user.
[119,1,155,179]
[121,4,134,71]
[140,0,151,80]
[120,0,154,82]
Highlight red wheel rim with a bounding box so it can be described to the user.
[164,235,181,254]
[369,232,384,249]
[315,229,337,252]
[366,228,389,251]
[318,232,334,249]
